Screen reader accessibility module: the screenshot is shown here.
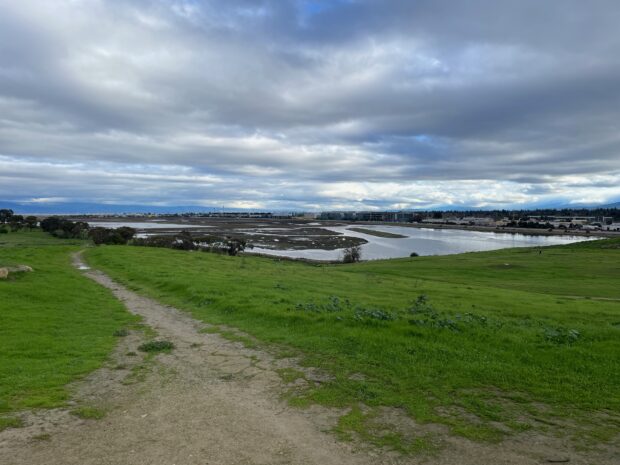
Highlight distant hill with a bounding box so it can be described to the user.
[2,200,618,216]
[433,201,620,212]
[0,202,223,215]
[547,201,620,210]
[426,205,487,212]
[599,202,620,209]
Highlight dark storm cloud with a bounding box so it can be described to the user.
[0,0,619,208]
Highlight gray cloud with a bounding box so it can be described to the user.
[0,0,619,209]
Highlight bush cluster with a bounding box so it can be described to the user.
[89,226,135,245]
[293,296,396,322]
[132,232,249,256]
[408,295,495,332]
[40,217,90,239]
[295,295,351,313]
[0,209,38,232]
[353,308,397,322]
[292,294,583,345]
[342,245,362,263]
[39,216,135,244]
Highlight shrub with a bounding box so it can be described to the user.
[409,294,434,314]
[41,217,90,239]
[342,245,362,263]
[353,307,396,322]
[132,233,248,255]
[543,327,581,345]
[24,216,38,229]
[0,209,14,223]
[294,295,351,314]
[89,227,135,245]
[408,295,500,333]
[410,252,419,257]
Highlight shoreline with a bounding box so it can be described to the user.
[322,220,619,238]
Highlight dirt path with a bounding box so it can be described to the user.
[0,252,616,465]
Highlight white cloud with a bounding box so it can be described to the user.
[0,0,619,209]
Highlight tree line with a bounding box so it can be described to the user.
[38,216,136,244]
[2,210,248,255]
[0,209,38,233]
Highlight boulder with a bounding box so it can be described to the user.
[7,265,33,273]
[0,265,34,278]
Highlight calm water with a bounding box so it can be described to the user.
[249,225,597,261]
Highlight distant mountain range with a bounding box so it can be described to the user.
[599,202,620,209]
[411,201,620,212]
[1,200,618,215]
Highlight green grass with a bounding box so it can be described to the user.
[0,415,23,431]
[353,238,620,298]
[71,406,106,420]
[334,406,437,454]
[276,367,306,384]
[0,230,138,415]
[85,238,620,446]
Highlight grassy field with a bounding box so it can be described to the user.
[0,231,138,427]
[85,238,620,447]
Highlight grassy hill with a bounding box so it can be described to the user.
[0,232,138,428]
[85,238,620,447]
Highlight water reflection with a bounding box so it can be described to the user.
[249,225,597,261]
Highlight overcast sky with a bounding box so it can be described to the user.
[1,0,619,211]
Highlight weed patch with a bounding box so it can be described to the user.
[138,340,174,353]
[71,406,105,420]
[542,327,581,345]
[334,406,438,454]
[276,368,306,384]
[0,416,23,431]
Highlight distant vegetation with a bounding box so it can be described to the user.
[0,209,38,233]
[40,217,90,239]
[39,216,136,244]
[348,227,407,238]
[5,211,249,255]
[133,232,249,256]
[423,207,620,221]
[89,226,136,245]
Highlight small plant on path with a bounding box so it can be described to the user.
[138,340,174,353]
